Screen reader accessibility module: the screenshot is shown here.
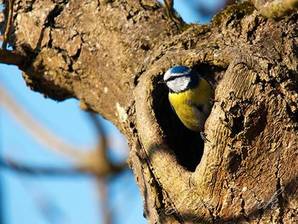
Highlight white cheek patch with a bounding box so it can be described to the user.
[167,77,190,92]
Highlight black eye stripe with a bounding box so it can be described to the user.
[165,73,191,82]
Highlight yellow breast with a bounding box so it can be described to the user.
[168,78,213,131]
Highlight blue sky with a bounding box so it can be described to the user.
[0,1,221,223]
[0,63,145,224]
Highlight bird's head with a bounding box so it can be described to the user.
[163,65,198,93]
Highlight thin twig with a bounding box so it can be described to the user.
[88,113,108,154]
[0,86,126,177]
[0,157,91,177]
[91,114,112,224]
[87,113,130,224]
[85,113,127,175]
[97,177,112,224]
[2,0,15,49]
[0,85,85,159]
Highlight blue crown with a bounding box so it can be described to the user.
[170,65,191,74]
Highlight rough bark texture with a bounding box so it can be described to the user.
[2,0,298,223]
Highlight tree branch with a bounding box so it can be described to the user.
[0,85,127,177]
[0,85,85,159]
[0,157,91,177]
[1,0,15,49]
[0,48,26,68]
[82,112,127,177]
[96,178,112,224]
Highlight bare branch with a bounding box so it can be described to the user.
[0,85,85,159]
[0,48,26,68]
[81,113,128,176]
[0,85,127,177]
[96,178,112,224]
[2,0,15,49]
[0,157,91,177]
[88,113,108,154]
[86,113,127,223]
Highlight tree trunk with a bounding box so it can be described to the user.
[2,0,297,223]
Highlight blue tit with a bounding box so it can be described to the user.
[163,65,213,132]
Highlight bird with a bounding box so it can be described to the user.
[163,65,213,134]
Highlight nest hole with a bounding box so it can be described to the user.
[152,63,226,171]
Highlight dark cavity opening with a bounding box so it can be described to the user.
[152,64,226,171]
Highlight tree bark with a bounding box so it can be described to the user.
[1,0,298,223]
